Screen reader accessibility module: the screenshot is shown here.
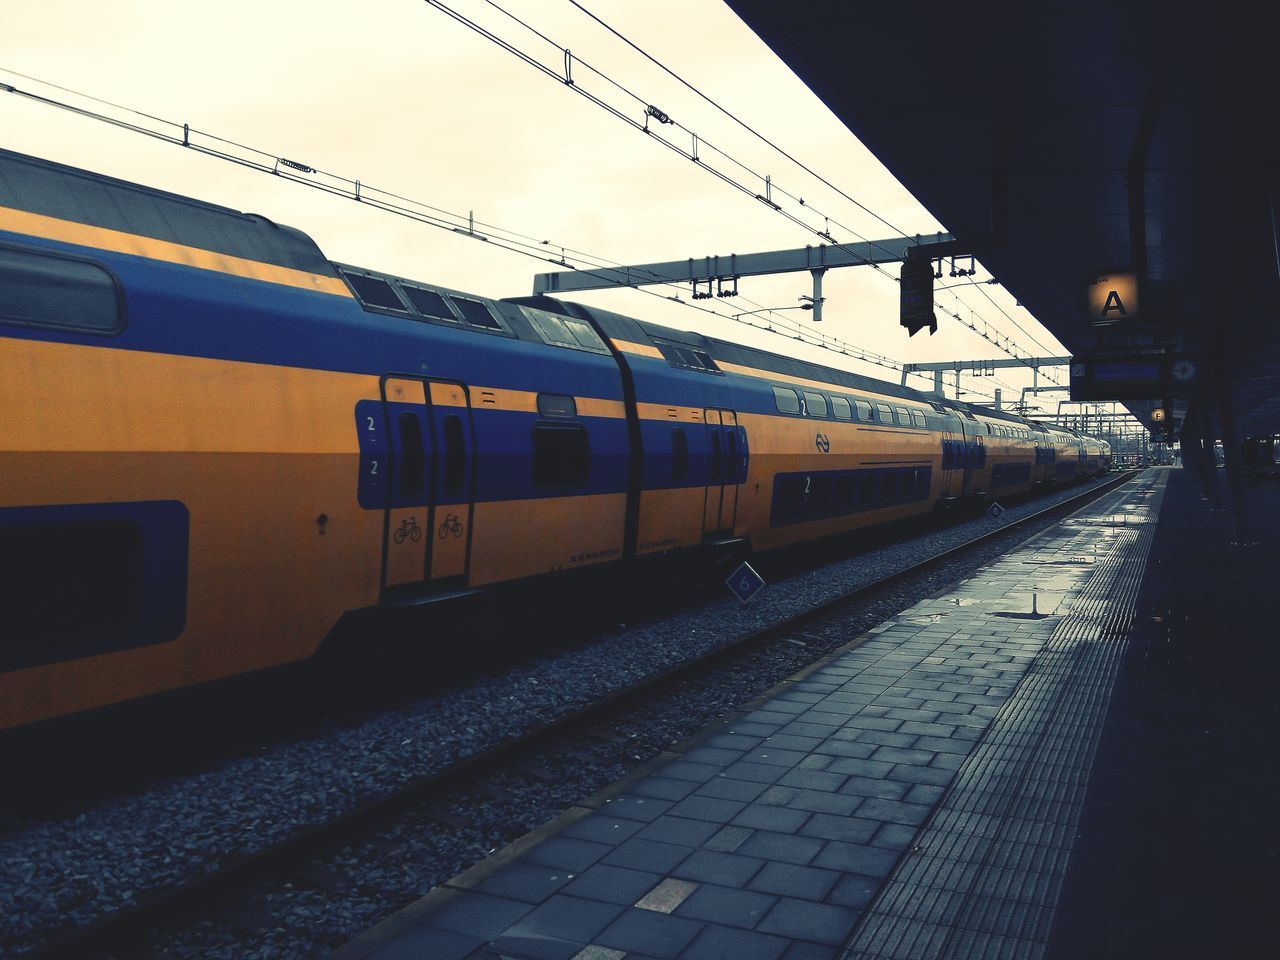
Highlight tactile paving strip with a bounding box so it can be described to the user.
[842,473,1168,960]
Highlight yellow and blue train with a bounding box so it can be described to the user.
[0,149,1110,730]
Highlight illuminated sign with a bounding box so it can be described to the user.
[1088,273,1139,326]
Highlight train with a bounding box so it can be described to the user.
[0,148,1110,731]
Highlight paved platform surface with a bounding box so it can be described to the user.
[333,474,1174,960]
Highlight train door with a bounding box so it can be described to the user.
[702,408,743,538]
[378,376,476,594]
[940,425,961,500]
[381,377,432,592]
[959,419,980,497]
[426,381,475,584]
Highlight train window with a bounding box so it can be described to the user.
[450,296,504,330]
[398,413,425,497]
[724,430,738,482]
[533,424,590,487]
[563,318,608,351]
[0,245,123,334]
[527,309,577,345]
[831,397,852,420]
[672,428,689,482]
[442,415,466,496]
[653,338,721,373]
[400,284,457,321]
[895,406,911,425]
[876,403,894,423]
[910,410,927,429]
[343,271,410,312]
[854,399,873,421]
[773,386,801,415]
[804,392,829,417]
[537,393,577,418]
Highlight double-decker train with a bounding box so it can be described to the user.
[0,149,1109,730]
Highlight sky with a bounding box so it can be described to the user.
[0,0,1071,408]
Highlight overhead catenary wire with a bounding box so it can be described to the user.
[421,0,1069,385]
[0,67,942,387]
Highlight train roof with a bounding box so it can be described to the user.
[0,147,335,276]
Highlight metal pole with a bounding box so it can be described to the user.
[810,268,826,323]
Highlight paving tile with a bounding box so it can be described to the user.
[776,768,847,792]
[729,722,786,737]
[681,923,791,960]
[870,745,938,766]
[812,841,900,877]
[722,761,790,784]
[477,861,574,904]
[836,775,909,800]
[787,789,862,817]
[830,714,902,733]
[368,925,483,960]
[638,770,711,794]
[811,739,877,760]
[852,797,933,826]
[730,803,812,834]
[672,849,767,886]
[635,877,699,913]
[561,815,645,847]
[824,757,893,779]
[778,721,844,739]
[600,795,673,823]
[675,883,778,929]
[929,751,968,771]
[490,931,582,960]
[825,872,883,909]
[427,891,534,940]
[569,947,627,960]
[870,821,919,850]
[668,795,750,824]
[885,763,955,787]
[912,735,976,756]
[747,860,843,902]
[705,825,753,853]
[757,897,861,946]
[756,785,802,806]
[525,837,613,872]
[696,776,771,803]
[780,941,840,960]
[505,894,627,944]
[685,747,749,767]
[706,733,763,751]
[848,729,920,749]
[562,864,666,906]
[744,747,809,768]
[636,816,724,848]
[660,762,732,783]
[735,830,826,866]
[798,812,879,844]
[905,783,947,805]
[601,837,692,874]
[595,907,705,959]
[795,754,834,771]
[760,734,825,751]
[881,707,943,723]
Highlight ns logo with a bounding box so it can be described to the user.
[815,433,831,453]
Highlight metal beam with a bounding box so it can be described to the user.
[532,235,955,295]
[899,356,1071,385]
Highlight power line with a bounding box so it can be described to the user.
[422,1,1067,383]
[0,67,934,385]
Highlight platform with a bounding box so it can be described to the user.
[330,469,1275,960]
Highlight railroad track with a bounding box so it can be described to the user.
[24,472,1136,960]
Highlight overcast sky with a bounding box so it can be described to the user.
[1,0,1070,406]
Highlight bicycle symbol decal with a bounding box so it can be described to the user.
[438,514,463,539]
[393,516,422,544]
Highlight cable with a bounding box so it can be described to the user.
[0,66,942,387]
[563,0,909,239]
[421,1,1068,382]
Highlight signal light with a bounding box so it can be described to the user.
[900,255,937,336]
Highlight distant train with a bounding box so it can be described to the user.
[0,149,1110,730]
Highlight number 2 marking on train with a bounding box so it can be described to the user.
[366,416,376,431]
[804,476,811,494]
[370,460,379,475]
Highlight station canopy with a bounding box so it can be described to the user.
[727,0,1280,441]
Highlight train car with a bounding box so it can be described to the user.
[0,149,1109,730]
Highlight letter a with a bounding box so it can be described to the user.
[1101,290,1127,317]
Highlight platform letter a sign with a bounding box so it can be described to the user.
[1101,289,1127,318]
